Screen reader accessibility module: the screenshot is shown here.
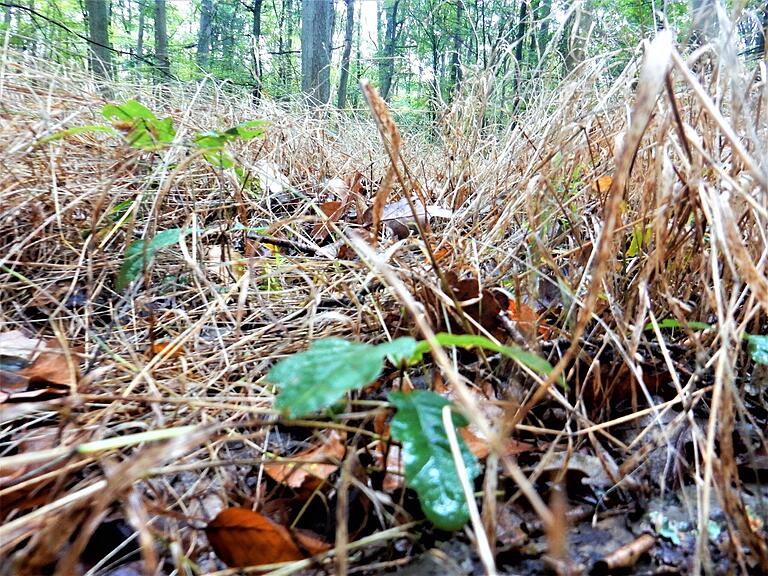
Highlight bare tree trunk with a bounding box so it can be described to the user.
[251,0,263,99]
[563,1,591,73]
[301,0,333,104]
[379,0,400,101]
[196,0,213,67]
[136,1,144,60]
[512,0,527,94]
[85,0,112,80]
[449,0,463,95]
[336,0,355,108]
[3,5,12,28]
[690,0,717,46]
[154,0,170,82]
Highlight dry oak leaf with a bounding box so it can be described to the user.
[591,175,613,193]
[263,430,346,490]
[206,507,305,568]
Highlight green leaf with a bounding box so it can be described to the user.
[413,333,564,388]
[36,124,116,146]
[643,319,712,331]
[194,131,229,149]
[116,228,183,291]
[378,337,418,368]
[102,100,176,150]
[747,335,768,365]
[102,100,157,122]
[269,337,417,417]
[224,120,268,140]
[627,225,652,257]
[202,149,235,169]
[388,390,480,531]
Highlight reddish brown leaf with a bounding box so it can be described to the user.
[459,428,537,460]
[292,528,332,555]
[381,444,405,491]
[448,274,508,341]
[506,299,552,340]
[311,201,346,241]
[206,508,305,568]
[264,431,346,490]
[147,341,184,359]
[19,348,78,388]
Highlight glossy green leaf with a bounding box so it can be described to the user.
[388,390,479,531]
[747,335,768,366]
[269,337,417,417]
[413,332,564,388]
[116,228,182,291]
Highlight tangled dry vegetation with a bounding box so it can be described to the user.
[1,33,767,576]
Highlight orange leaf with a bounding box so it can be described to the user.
[206,508,304,568]
[591,175,613,193]
[459,428,537,460]
[264,431,346,490]
[148,341,184,359]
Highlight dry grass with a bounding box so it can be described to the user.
[0,30,766,575]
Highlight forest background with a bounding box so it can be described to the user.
[1,0,766,119]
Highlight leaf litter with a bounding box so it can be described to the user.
[0,34,767,576]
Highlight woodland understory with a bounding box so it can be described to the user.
[1,31,768,576]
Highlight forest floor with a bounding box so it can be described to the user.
[1,36,767,576]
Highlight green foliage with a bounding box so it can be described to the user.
[413,332,565,387]
[102,100,177,150]
[268,337,417,417]
[37,124,117,146]
[643,319,713,332]
[747,335,768,366]
[116,228,183,291]
[267,331,563,530]
[627,225,653,257]
[388,390,479,531]
[194,120,267,168]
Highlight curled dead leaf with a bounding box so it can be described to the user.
[206,507,304,568]
[264,430,346,490]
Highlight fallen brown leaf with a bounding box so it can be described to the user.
[264,430,346,490]
[206,507,304,568]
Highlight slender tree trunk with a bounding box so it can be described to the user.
[352,0,362,107]
[3,5,12,28]
[379,0,400,101]
[690,0,716,46]
[85,0,112,80]
[532,0,551,60]
[283,0,295,91]
[336,0,355,108]
[154,0,170,81]
[563,1,591,72]
[251,0,263,99]
[449,0,463,95]
[301,0,333,104]
[196,0,213,67]
[136,2,144,60]
[512,0,527,93]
